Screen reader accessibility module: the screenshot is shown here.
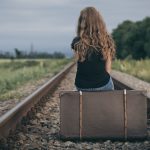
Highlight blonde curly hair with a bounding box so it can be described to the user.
[73,7,116,62]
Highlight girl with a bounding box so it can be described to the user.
[71,7,116,91]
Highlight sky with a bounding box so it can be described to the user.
[0,0,150,56]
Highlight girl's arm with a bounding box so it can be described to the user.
[71,37,80,62]
[105,53,112,74]
[73,50,79,62]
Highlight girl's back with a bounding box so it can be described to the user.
[72,37,110,89]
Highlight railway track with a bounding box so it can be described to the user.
[0,62,150,150]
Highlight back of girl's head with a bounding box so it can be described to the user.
[74,6,116,62]
[77,7,106,38]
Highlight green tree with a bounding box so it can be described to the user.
[112,17,150,59]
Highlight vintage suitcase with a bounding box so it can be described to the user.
[59,90,147,140]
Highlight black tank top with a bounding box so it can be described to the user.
[71,37,110,89]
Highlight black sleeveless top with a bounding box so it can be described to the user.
[71,37,110,89]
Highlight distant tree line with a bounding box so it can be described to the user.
[0,49,66,59]
[112,17,150,59]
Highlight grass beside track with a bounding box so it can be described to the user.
[1,58,149,100]
[0,58,71,100]
[112,59,150,83]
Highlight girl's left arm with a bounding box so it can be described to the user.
[105,53,112,74]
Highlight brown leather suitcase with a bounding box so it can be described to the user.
[59,90,147,140]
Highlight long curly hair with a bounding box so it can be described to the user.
[73,7,116,62]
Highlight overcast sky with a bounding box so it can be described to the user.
[0,0,149,55]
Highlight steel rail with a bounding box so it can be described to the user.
[0,62,75,139]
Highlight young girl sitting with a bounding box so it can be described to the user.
[71,7,116,91]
